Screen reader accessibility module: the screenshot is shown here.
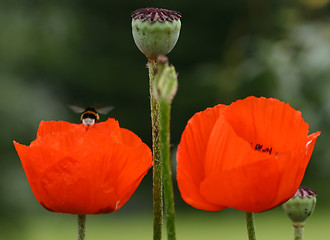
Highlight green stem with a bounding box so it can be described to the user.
[148,61,163,240]
[293,223,304,240]
[77,215,86,240]
[159,97,176,240]
[246,212,257,240]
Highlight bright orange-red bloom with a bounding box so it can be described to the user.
[14,118,152,215]
[177,96,320,213]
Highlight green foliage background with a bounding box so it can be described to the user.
[1,0,330,237]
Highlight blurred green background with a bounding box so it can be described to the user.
[1,0,330,239]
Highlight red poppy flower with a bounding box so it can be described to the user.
[176,96,320,213]
[14,118,152,215]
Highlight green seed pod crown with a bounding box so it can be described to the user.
[131,8,182,60]
[282,186,317,223]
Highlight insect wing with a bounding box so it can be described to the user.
[97,106,114,115]
[68,105,85,113]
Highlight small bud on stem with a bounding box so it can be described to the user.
[152,55,178,102]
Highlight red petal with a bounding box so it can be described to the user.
[202,114,283,212]
[13,141,42,202]
[37,120,81,138]
[90,118,122,141]
[200,97,320,212]
[119,128,146,147]
[273,131,321,205]
[177,105,227,211]
[107,142,152,211]
[201,158,285,212]
[224,96,309,154]
[14,119,152,214]
[36,141,152,214]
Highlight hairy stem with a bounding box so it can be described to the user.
[77,215,86,240]
[293,222,304,240]
[246,212,257,240]
[159,97,176,240]
[148,61,163,240]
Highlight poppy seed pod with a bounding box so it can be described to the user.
[282,186,317,224]
[131,8,181,60]
[14,118,152,215]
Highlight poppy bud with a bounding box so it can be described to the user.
[152,55,178,102]
[131,8,182,60]
[282,186,317,224]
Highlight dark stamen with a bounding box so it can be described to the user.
[252,143,276,155]
[262,147,272,154]
[255,144,263,151]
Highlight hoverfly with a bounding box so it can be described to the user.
[69,106,114,126]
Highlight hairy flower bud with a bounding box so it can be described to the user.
[282,186,317,224]
[152,55,178,102]
[131,8,181,60]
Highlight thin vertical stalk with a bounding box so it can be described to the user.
[77,215,86,240]
[246,212,257,240]
[147,61,163,240]
[293,223,304,240]
[159,97,176,240]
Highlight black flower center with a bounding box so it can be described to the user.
[131,8,182,23]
